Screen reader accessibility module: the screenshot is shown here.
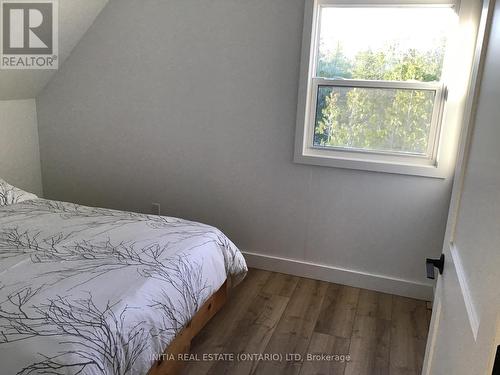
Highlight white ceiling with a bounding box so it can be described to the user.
[0,0,108,100]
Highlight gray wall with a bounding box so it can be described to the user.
[0,99,43,196]
[37,0,452,291]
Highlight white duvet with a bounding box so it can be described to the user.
[0,199,247,374]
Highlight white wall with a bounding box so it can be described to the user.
[0,99,43,196]
[36,0,453,299]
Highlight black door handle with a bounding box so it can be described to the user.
[426,254,445,279]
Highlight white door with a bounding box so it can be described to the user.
[422,0,500,374]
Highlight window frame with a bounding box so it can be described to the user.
[294,0,460,178]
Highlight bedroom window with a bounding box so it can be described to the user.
[295,1,459,177]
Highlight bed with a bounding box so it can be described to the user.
[0,181,247,375]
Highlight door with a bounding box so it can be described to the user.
[422,0,500,374]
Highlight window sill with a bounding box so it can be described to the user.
[294,148,448,178]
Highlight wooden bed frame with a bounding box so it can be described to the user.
[147,280,229,375]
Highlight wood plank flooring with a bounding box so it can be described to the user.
[181,269,431,375]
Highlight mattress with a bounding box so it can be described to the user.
[0,199,247,374]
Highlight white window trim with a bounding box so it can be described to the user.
[294,0,481,178]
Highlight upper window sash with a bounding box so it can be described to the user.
[311,3,456,84]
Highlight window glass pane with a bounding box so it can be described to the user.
[313,85,436,154]
[316,7,455,81]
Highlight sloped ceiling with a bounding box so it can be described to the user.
[0,0,108,100]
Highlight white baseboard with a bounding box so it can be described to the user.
[243,251,434,301]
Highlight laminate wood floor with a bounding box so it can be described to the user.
[181,268,432,375]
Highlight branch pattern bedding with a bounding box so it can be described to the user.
[0,197,247,374]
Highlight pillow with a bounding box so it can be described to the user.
[0,179,38,206]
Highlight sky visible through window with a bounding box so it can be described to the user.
[316,7,456,81]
